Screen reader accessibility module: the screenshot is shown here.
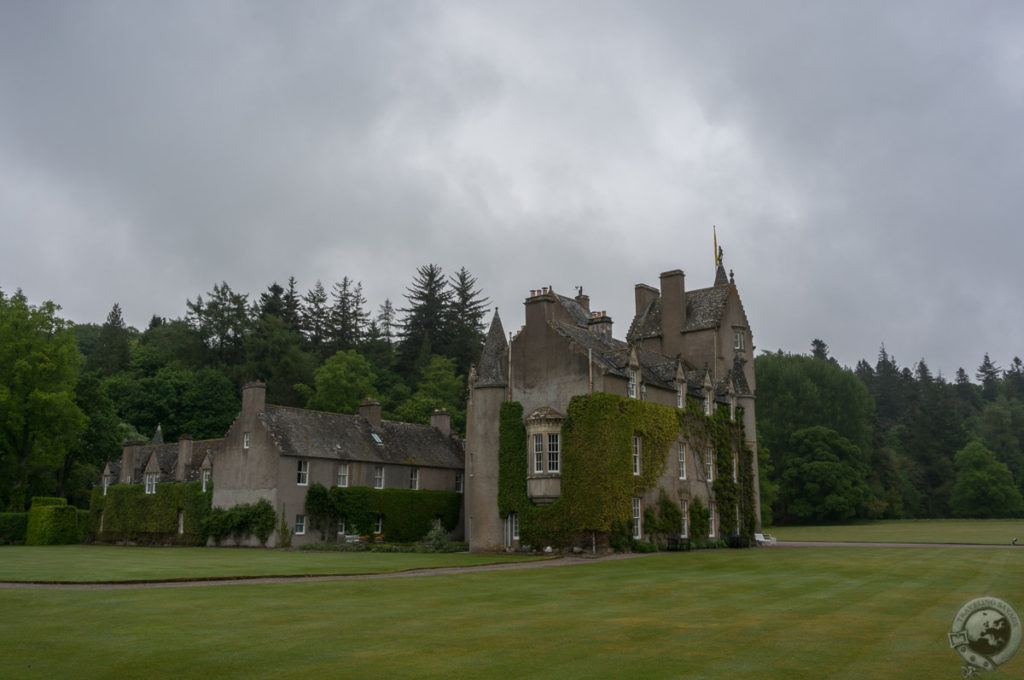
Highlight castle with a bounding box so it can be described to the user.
[95,256,758,550]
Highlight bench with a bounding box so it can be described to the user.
[666,535,691,551]
[754,533,776,546]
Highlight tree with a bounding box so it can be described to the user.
[397,264,453,382]
[186,282,250,365]
[243,313,315,407]
[63,373,122,505]
[949,440,1024,518]
[810,338,831,361]
[394,355,467,434]
[85,303,132,377]
[977,353,1002,401]
[777,426,871,523]
[447,267,490,376]
[306,350,378,414]
[328,277,369,353]
[0,290,86,510]
[376,299,396,345]
[301,281,330,359]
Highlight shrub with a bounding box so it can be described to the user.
[30,497,68,508]
[25,505,80,545]
[0,513,28,545]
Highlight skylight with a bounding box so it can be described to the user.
[371,433,383,446]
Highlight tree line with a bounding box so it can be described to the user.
[0,264,488,511]
[756,341,1024,524]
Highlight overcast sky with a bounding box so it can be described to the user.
[2,1,1022,379]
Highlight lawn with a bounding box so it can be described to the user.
[767,518,1024,545]
[0,545,541,582]
[3,545,1023,679]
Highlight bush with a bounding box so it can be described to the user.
[0,513,28,545]
[202,499,276,546]
[26,505,80,545]
[31,496,68,508]
[90,482,211,545]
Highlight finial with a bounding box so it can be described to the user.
[730,269,735,284]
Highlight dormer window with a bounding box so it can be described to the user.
[676,384,683,409]
[145,473,157,495]
[202,469,211,492]
[243,432,250,449]
[703,395,711,416]
[627,370,638,399]
[734,331,745,351]
[103,475,111,496]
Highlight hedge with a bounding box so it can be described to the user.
[89,482,211,546]
[304,484,462,543]
[26,504,80,545]
[0,513,28,545]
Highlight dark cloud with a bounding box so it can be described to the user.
[2,1,1022,377]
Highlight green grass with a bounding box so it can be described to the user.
[767,518,1024,545]
[3,546,1023,679]
[0,545,542,582]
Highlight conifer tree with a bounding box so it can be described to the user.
[397,264,453,381]
[301,281,330,360]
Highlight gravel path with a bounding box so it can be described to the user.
[0,552,652,590]
[4,542,1019,590]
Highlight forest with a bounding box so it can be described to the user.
[3,272,1023,525]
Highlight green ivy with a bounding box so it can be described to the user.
[89,482,211,546]
[304,484,462,543]
[204,499,276,546]
[498,393,755,550]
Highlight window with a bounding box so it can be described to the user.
[374,515,383,535]
[676,384,683,409]
[730,399,736,421]
[102,475,111,496]
[628,370,638,398]
[705,449,715,482]
[455,472,464,493]
[337,463,349,488]
[145,473,157,495]
[338,518,346,534]
[734,331,745,351]
[703,395,711,416]
[512,512,519,540]
[409,468,419,490]
[374,465,384,489]
[202,469,211,493]
[243,431,250,449]
[371,432,383,446]
[632,497,642,539]
[709,503,716,538]
[681,502,689,538]
[295,514,305,535]
[296,460,309,485]
[534,434,544,473]
[547,433,560,473]
[640,384,647,401]
[678,442,687,479]
[632,436,642,476]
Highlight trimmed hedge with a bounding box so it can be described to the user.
[31,496,68,508]
[26,504,80,545]
[304,484,461,543]
[89,482,212,546]
[0,513,28,545]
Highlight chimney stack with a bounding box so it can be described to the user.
[359,399,382,429]
[431,409,452,438]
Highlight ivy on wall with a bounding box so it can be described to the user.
[304,483,461,543]
[89,482,211,546]
[498,393,755,549]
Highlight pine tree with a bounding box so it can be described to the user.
[301,281,330,360]
[977,353,1002,401]
[86,302,131,377]
[328,277,369,353]
[447,267,490,376]
[282,276,303,334]
[397,264,453,382]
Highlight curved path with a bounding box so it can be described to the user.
[4,542,1020,590]
[0,552,650,590]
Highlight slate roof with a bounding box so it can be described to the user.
[475,311,508,388]
[627,285,733,341]
[260,405,464,470]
